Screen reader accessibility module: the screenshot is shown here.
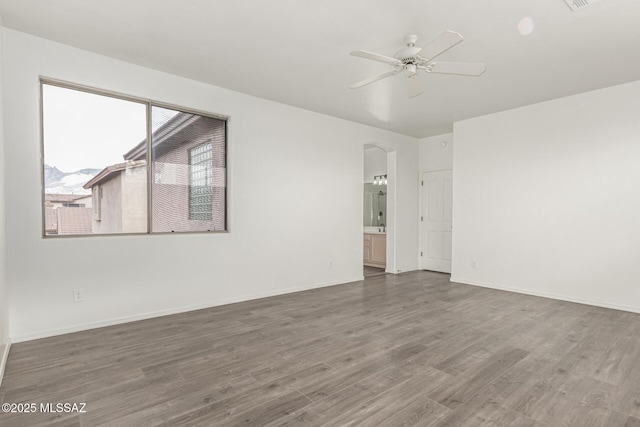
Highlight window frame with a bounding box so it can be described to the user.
[40,78,229,238]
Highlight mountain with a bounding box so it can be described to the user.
[43,164,66,184]
[44,164,100,195]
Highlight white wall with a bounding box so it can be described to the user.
[419,133,453,172]
[452,80,640,313]
[363,147,386,182]
[3,29,419,341]
[0,17,10,384]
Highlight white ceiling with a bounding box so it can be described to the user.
[1,0,640,138]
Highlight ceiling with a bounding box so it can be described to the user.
[1,0,640,138]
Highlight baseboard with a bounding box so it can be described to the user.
[11,275,366,343]
[0,339,11,389]
[388,267,419,274]
[450,276,640,315]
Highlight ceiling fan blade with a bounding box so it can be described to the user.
[350,70,400,89]
[406,75,423,98]
[417,30,464,61]
[426,62,486,76]
[350,50,402,66]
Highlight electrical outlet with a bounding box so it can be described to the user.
[471,260,477,268]
[73,288,85,303]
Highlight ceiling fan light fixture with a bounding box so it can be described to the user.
[404,64,417,76]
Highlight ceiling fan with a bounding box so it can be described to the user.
[349,31,486,97]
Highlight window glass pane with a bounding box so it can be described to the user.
[149,106,226,232]
[42,84,148,235]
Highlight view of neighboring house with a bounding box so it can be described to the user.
[83,111,226,234]
[82,160,147,234]
[44,193,92,235]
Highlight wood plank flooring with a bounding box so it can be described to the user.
[2,271,640,426]
[363,266,386,278]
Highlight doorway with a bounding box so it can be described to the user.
[420,170,453,273]
[363,145,393,277]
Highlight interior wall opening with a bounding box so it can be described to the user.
[363,145,390,278]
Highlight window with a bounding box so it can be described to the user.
[92,186,101,222]
[41,81,228,237]
[189,143,213,221]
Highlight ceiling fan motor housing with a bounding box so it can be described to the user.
[394,46,422,76]
[394,46,422,63]
[395,35,425,76]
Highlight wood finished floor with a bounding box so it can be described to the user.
[2,271,640,426]
[363,266,386,278]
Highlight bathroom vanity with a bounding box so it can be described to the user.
[363,228,386,268]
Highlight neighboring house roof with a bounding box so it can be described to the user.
[44,193,88,203]
[83,160,146,189]
[57,207,92,235]
[123,112,205,161]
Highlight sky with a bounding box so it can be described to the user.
[43,84,178,172]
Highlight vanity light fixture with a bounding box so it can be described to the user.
[373,175,387,185]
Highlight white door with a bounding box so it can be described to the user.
[421,170,452,273]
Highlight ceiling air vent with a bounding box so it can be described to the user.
[564,0,604,11]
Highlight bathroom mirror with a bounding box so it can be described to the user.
[363,183,387,227]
